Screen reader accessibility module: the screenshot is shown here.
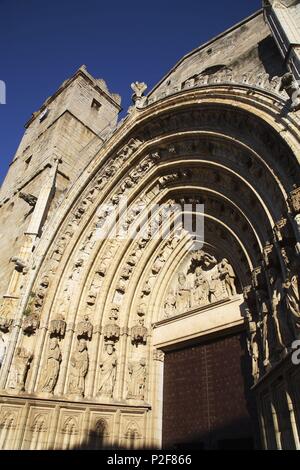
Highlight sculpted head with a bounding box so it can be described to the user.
[106,341,114,355]
[178,272,186,286]
[78,339,87,352]
[50,337,58,349]
[195,266,203,277]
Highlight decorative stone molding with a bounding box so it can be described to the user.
[49,314,66,338]
[153,349,165,362]
[131,319,148,347]
[103,307,120,343]
[76,315,93,340]
[289,186,300,214]
[0,316,13,333]
[22,313,40,335]
[19,192,37,207]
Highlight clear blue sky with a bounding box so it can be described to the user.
[0,0,261,184]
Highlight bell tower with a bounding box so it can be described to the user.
[0,66,121,300]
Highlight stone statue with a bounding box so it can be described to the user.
[218,259,237,297]
[77,315,93,340]
[279,72,300,111]
[64,259,84,300]
[104,307,120,343]
[246,314,259,381]
[8,347,33,392]
[284,274,300,339]
[127,358,147,400]
[192,267,209,307]
[164,291,176,317]
[152,254,165,274]
[176,272,191,313]
[98,342,117,398]
[40,337,62,393]
[257,290,270,367]
[68,339,89,397]
[189,250,217,272]
[209,272,224,302]
[131,82,147,107]
[131,318,148,346]
[49,314,66,338]
[269,268,291,349]
[0,332,6,368]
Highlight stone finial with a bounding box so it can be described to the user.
[131,82,147,98]
[131,82,148,108]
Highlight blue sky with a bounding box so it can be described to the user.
[0,0,261,184]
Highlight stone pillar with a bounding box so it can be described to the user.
[47,405,60,450]
[271,398,282,449]
[151,349,165,449]
[0,318,22,389]
[15,401,30,450]
[257,400,268,450]
[114,409,122,448]
[285,386,300,449]
[81,407,91,448]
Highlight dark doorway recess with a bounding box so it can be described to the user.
[162,330,259,450]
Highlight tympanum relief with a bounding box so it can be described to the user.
[162,250,238,319]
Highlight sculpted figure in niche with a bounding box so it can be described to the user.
[246,313,259,381]
[40,337,62,394]
[192,267,209,307]
[131,318,148,346]
[98,342,117,398]
[127,358,147,400]
[209,272,224,302]
[269,268,292,349]
[218,259,237,297]
[77,315,93,340]
[284,274,300,339]
[152,254,165,275]
[164,291,176,318]
[68,339,89,397]
[257,290,271,367]
[8,347,33,392]
[176,272,191,313]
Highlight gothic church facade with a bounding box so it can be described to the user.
[0,1,299,450]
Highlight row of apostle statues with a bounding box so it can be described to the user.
[246,268,300,382]
[164,252,237,318]
[6,335,147,401]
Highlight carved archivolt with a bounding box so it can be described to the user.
[0,84,299,452]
